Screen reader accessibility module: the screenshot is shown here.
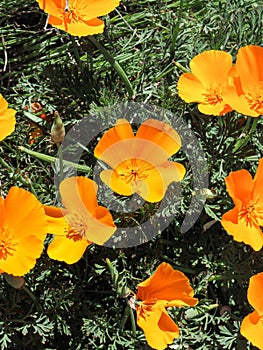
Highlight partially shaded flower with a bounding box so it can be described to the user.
[223,45,263,117]
[135,262,198,350]
[177,50,233,116]
[240,272,263,349]
[0,94,16,141]
[221,158,263,251]
[94,119,186,203]
[0,187,47,276]
[36,0,120,36]
[45,176,116,263]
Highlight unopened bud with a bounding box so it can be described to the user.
[51,111,65,144]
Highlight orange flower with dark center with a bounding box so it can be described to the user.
[0,94,16,142]
[177,50,233,116]
[94,119,186,203]
[221,158,263,251]
[0,187,47,276]
[36,0,120,36]
[223,45,263,117]
[240,272,263,349]
[45,176,116,264]
[135,262,198,350]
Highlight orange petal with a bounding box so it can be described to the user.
[0,196,5,227]
[100,169,135,196]
[47,234,90,264]
[48,15,105,36]
[4,187,47,241]
[177,73,206,103]
[0,235,45,276]
[247,272,263,314]
[252,158,263,208]
[136,119,182,157]
[44,205,67,218]
[236,46,263,93]
[77,0,120,20]
[97,139,172,169]
[240,311,263,349]
[198,101,233,116]
[224,169,253,206]
[36,0,63,17]
[137,301,179,350]
[85,208,116,245]
[59,177,98,214]
[0,95,16,141]
[94,119,134,159]
[135,162,186,203]
[221,210,263,251]
[190,50,233,88]
[137,262,198,307]
[46,215,69,236]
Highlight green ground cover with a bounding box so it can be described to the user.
[0,0,263,349]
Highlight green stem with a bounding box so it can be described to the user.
[173,60,190,73]
[129,307,137,337]
[119,305,130,331]
[233,117,259,153]
[87,36,134,98]
[18,146,92,174]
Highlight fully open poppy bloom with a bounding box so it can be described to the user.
[177,50,233,116]
[0,187,47,276]
[45,176,116,263]
[36,0,120,36]
[221,159,263,251]
[135,262,198,350]
[0,94,16,141]
[94,119,186,203]
[223,45,263,117]
[240,272,263,349]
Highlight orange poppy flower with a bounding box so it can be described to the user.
[45,176,116,263]
[36,0,120,36]
[94,119,186,203]
[221,158,263,251]
[135,262,198,350]
[0,187,47,276]
[177,50,233,116]
[223,45,263,117]
[0,94,16,141]
[240,272,263,349]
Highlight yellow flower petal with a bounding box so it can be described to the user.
[47,234,90,264]
[137,262,198,306]
[0,94,16,141]
[221,208,263,251]
[5,187,47,241]
[137,302,179,350]
[48,15,105,36]
[247,272,263,315]
[136,119,181,157]
[240,311,263,349]
[0,235,45,276]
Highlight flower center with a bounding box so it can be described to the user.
[0,225,17,260]
[245,83,263,113]
[116,158,153,184]
[202,84,223,105]
[239,197,263,227]
[65,211,88,241]
[64,1,79,23]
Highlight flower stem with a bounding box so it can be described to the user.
[87,36,134,98]
[233,117,259,153]
[129,307,137,337]
[18,146,91,173]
